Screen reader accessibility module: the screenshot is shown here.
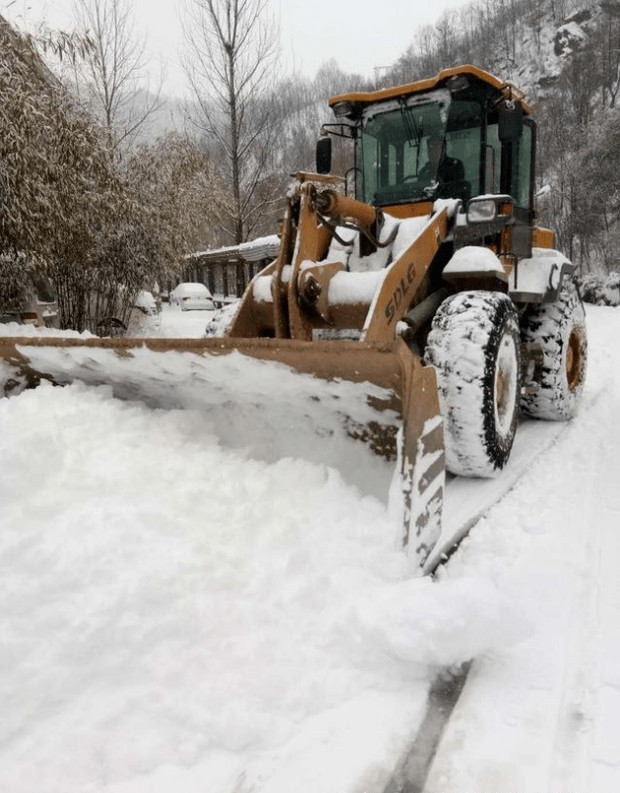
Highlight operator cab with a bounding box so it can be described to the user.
[320,66,535,225]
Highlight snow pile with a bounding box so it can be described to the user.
[443,245,505,276]
[204,301,239,336]
[8,339,402,501]
[3,304,619,792]
[327,268,386,304]
[325,212,432,274]
[1,374,525,793]
[0,321,92,338]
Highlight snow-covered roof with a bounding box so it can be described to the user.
[189,235,280,264]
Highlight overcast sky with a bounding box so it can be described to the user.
[2,0,472,96]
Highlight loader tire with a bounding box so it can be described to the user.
[425,290,520,478]
[520,283,587,420]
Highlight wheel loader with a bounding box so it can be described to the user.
[0,65,587,571]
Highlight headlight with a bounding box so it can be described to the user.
[467,199,497,223]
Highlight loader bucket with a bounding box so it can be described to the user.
[0,334,444,569]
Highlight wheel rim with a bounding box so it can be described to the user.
[495,335,518,438]
[566,328,584,391]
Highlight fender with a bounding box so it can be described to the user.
[508,248,575,303]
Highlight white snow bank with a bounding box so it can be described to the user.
[8,341,400,501]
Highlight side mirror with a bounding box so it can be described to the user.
[316,136,332,174]
[498,100,523,142]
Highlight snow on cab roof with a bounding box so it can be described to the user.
[329,64,532,116]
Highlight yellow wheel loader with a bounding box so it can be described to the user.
[0,65,587,570]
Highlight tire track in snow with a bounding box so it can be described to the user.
[380,663,471,793]
[545,410,601,791]
[571,392,620,791]
[378,410,592,792]
[537,379,620,791]
[380,390,604,792]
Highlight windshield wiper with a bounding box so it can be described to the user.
[399,99,423,147]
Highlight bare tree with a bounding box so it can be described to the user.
[72,0,162,152]
[599,0,620,107]
[434,14,457,66]
[182,0,279,244]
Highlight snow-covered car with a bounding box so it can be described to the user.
[133,290,159,316]
[170,283,215,311]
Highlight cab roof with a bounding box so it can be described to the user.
[328,64,532,116]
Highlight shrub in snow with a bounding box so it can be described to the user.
[576,272,620,306]
[0,21,116,256]
[204,301,239,336]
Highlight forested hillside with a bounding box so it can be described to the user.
[388,0,620,273]
[263,0,619,274]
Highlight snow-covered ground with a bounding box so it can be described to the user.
[1,304,619,792]
[130,300,239,339]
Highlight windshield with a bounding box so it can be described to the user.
[359,94,483,206]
